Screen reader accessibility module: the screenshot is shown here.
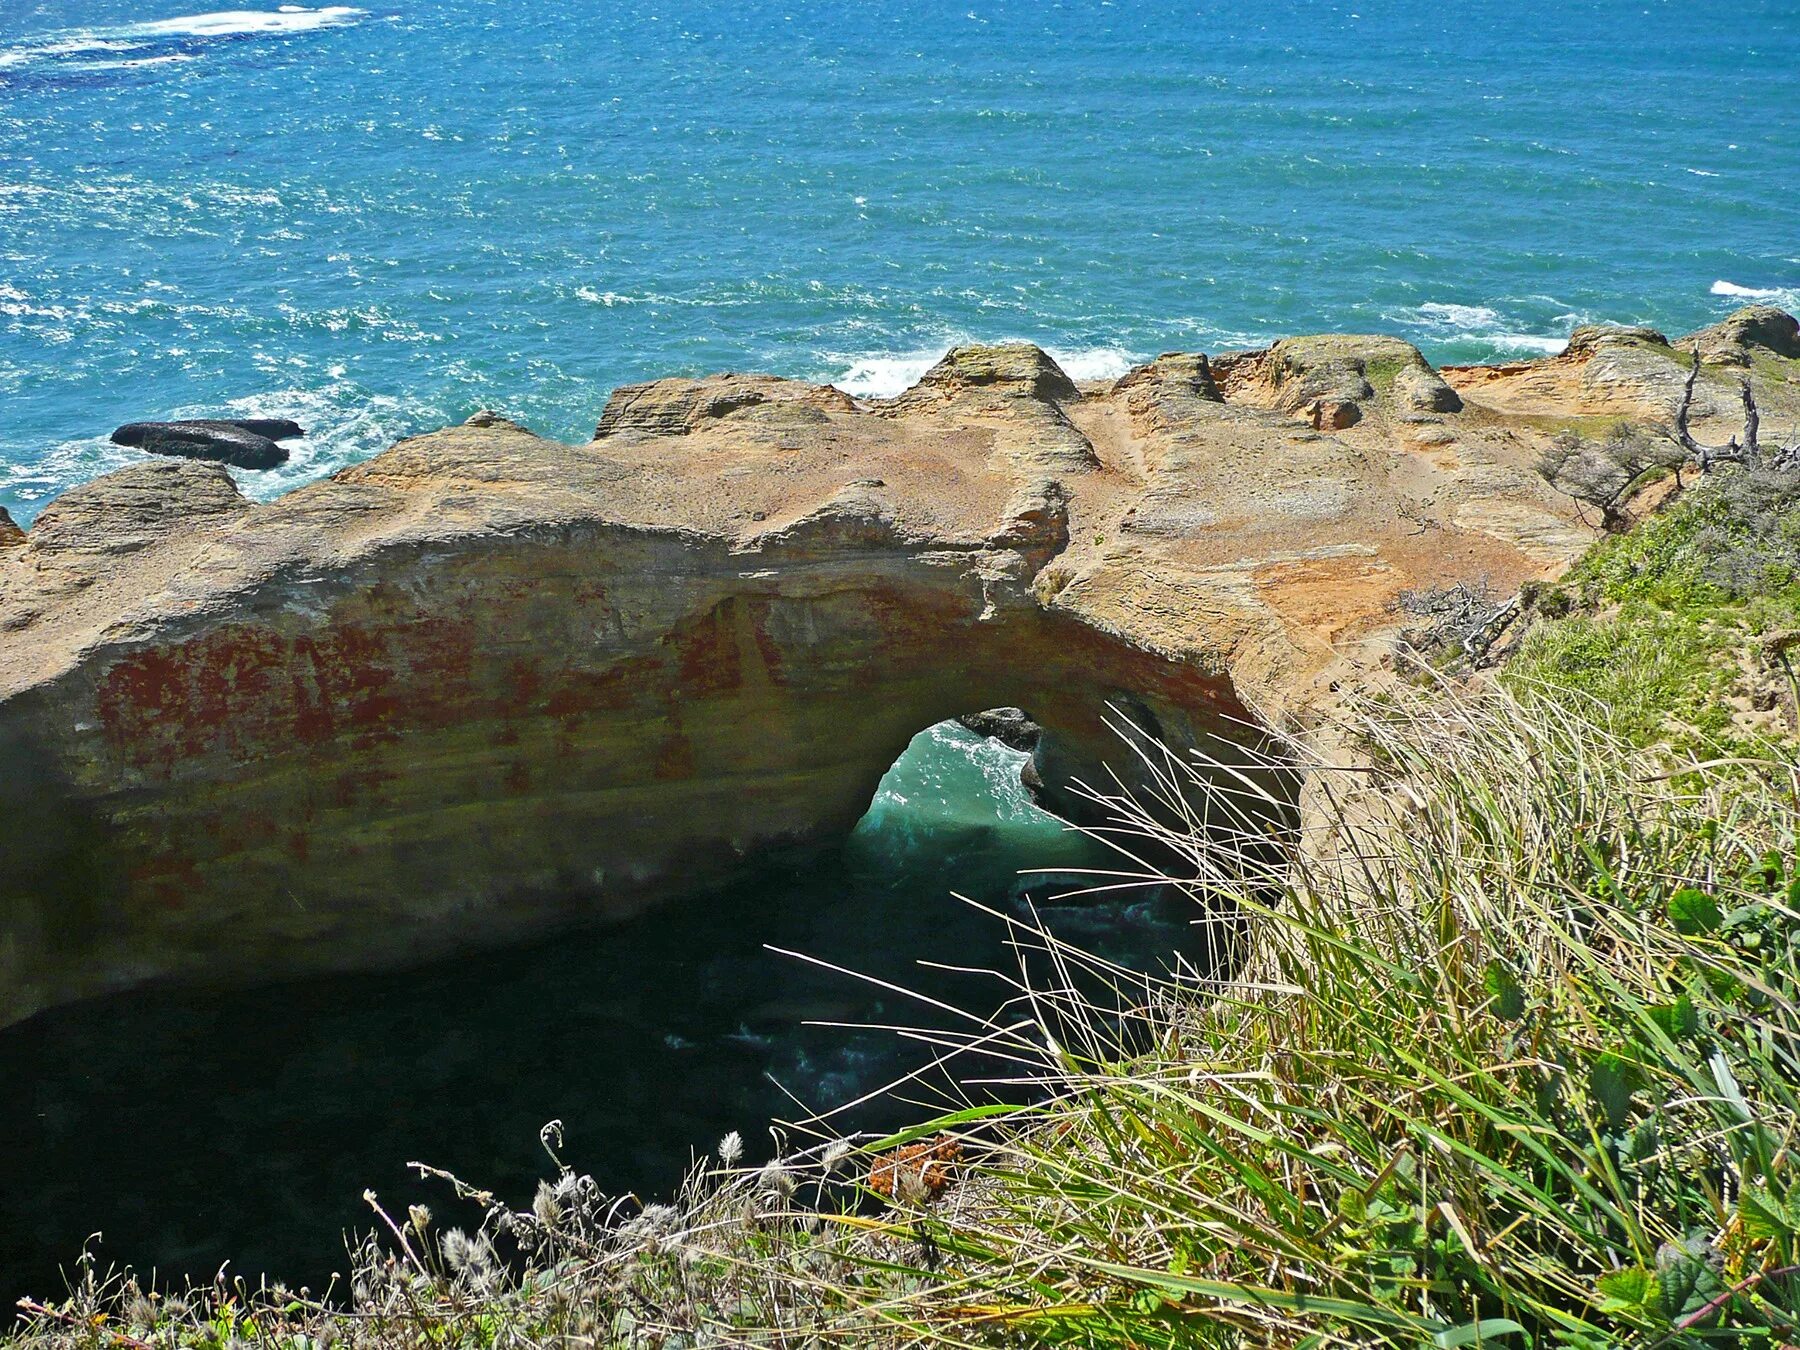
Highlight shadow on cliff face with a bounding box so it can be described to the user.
[0,721,125,1007]
[0,716,1285,1305]
[0,510,1298,1031]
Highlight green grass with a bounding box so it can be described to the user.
[1364,355,1407,396]
[1505,467,1800,755]
[13,683,1800,1349]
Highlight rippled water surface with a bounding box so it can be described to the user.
[2,0,1797,521]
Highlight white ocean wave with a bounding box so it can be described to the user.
[0,7,363,72]
[1487,333,1566,355]
[1712,279,1798,308]
[1399,301,1569,356]
[829,341,1140,400]
[82,53,201,70]
[1415,302,1504,329]
[1045,345,1138,383]
[212,379,442,502]
[0,434,143,521]
[574,287,642,306]
[828,348,945,399]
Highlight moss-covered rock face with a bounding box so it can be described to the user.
[4,315,1791,1028]
[1678,304,1800,366]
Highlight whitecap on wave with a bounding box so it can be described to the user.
[827,342,1140,399]
[0,7,363,73]
[1397,301,1569,356]
[1712,279,1800,309]
[213,378,442,502]
[827,348,947,399]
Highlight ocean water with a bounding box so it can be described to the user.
[0,723,1197,1298]
[2,0,1798,524]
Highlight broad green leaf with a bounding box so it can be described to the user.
[1669,888,1722,937]
[1483,960,1527,1021]
[1655,1236,1726,1324]
[1434,1318,1529,1348]
[1590,1053,1641,1131]
[1646,994,1699,1040]
[1595,1266,1658,1315]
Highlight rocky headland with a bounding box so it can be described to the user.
[2,306,1796,1029]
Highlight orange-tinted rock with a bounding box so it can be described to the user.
[1311,398,1362,430]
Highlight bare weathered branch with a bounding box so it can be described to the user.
[1670,349,1769,473]
[1393,578,1520,669]
[1743,377,1760,461]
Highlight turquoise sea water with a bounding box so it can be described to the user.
[2,0,1798,524]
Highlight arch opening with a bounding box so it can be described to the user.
[0,700,1286,1305]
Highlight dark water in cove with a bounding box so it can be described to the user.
[3,0,1794,1304]
[0,724,1195,1300]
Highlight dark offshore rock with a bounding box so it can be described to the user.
[113,417,304,445]
[957,707,1044,752]
[143,426,287,470]
[224,417,305,441]
[112,419,302,471]
[0,507,22,548]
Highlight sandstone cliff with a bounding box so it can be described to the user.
[2,308,1795,1027]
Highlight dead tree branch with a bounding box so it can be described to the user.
[1671,350,1759,471]
[1393,578,1520,669]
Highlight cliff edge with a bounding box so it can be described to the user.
[2,307,1795,1027]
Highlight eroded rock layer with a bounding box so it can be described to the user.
[3,310,1797,1027]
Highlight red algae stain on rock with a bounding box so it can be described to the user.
[96,627,289,773]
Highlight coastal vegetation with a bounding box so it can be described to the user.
[11,442,1800,1346]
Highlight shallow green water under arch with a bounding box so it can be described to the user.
[0,721,1199,1300]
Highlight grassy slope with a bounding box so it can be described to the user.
[1507,469,1800,751]
[10,471,1800,1349]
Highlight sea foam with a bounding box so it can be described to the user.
[127,9,366,39]
[0,7,363,71]
[830,343,1139,400]
[1711,279,1797,305]
[1402,301,1567,355]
